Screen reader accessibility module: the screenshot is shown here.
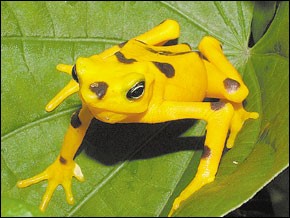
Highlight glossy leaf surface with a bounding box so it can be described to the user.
[1,1,288,216]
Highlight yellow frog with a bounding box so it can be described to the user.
[17,19,259,216]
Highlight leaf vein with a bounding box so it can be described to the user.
[159,1,242,50]
[213,2,242,49]
[6,2,23,36]
[2,36,124,44]
[1,107,79,141]
[160,1,216,36]
[44,2,56,37]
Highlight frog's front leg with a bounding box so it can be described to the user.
[17,105,93,211]
[146,101,235,216]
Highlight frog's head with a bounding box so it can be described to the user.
[73,56,154,123]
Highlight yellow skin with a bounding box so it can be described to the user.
[17,19,259,216]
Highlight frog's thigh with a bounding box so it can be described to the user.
[204,60,248,103]
[198,36,249,102]
[198,36,242,81]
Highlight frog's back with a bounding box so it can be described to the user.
[117,40,208,102]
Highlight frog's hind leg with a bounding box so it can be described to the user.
[202,59,249,102]
[198,36,259,149]
[95,19,180,59]
[152,101,235,216]
[133,19,180,46]
[199,36,249,102]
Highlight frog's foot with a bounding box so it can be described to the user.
[226,102,259,149]
[168,193,189,217]
[168,177,213,217]
[17,156,84,212]
[168,197,181,217]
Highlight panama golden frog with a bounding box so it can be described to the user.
[17,19,259,216]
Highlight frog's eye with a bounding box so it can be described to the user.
[126,81,145,100]
[72,65,79,83]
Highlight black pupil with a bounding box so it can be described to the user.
[72,65,79,83]
[127,81,145,100]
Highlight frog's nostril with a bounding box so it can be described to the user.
[90,82,108,99]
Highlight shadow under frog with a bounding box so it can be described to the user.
[78,118,206,166]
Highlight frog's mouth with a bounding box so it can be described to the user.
[90,110,128,124]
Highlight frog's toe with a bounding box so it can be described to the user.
[17,171,48,188]
[245,111,259,120]
[40,181,59,212]
[73,162,84,182]
[226,103,259,149]
[168,197,182,217]
[63,163,84,204]
[62,180,74,205]
[226,131,238,149]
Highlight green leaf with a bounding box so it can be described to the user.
[174,1,289,216]
[1,1,288,217]
[251,1,277,44]
[1,197,43,217]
